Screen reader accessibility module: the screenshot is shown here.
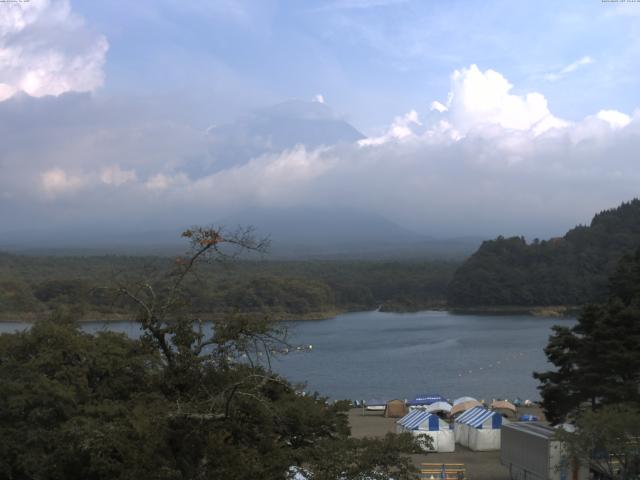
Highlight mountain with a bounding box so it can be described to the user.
[218,207,481,259]
[0,207,480,260]
[188,100,365,175]
[447,199,640,307]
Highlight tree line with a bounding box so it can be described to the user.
[448,199,640,307]
[0,253,456,320]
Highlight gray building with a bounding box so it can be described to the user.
[500,423,588,480]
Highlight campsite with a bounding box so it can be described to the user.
[349,395,547,480]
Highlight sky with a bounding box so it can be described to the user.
[1,0,640,242]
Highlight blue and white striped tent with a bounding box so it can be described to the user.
[456,406,503,429]
[454,407,507,451]
[397,410,440,431]
[396,410,455,452]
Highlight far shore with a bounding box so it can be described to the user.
[0,304,580,323]
[449,305,581,317]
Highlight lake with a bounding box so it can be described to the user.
[0,310,573,402]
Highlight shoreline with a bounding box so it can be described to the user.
[0,304,580,323]
[448,305,581,317]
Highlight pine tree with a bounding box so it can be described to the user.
[534,249,640,423]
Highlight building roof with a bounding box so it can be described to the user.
[502,422,556,439]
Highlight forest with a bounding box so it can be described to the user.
[0,252,457,321]
[0,227,423,479]
[448,199,640,307]
[5,199,640,319]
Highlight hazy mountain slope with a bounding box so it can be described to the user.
[448,199,640,307]
[0,208,480,260]
[190,100,365,175]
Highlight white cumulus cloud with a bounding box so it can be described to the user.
[0,0,108,101]
[359,109,421,146]
[439,64,569,136]
[596,109,632,129]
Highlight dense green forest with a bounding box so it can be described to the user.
[0,228,421,479]
[448,199,640,307]
[0,252,457,320]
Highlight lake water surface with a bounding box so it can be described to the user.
[0,310,574,402]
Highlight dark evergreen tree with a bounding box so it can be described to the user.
[534,249,640,423]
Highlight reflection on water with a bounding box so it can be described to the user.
[0,310,574,401]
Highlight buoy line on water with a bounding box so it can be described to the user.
[456,351,530,377]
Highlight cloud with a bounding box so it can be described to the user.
[544,56,594,82]
[41,168,85,196]
[362,64,571,146]
[359,109,421,146]
[145,172,189,191]
[596,109,632,129]
[2,65,640,239]
[100,165,137,186]
[430,101,447,113]
[439,64,569,136]
[0,0,108,101]
[313,94,325,104]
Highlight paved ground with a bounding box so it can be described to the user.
[348,408,546,480]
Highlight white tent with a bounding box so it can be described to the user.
[454,406,507,451]
[396,410,455,452]
[425,401,452,414]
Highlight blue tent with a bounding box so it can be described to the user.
[407,393,447,406]
[518,414,539,422]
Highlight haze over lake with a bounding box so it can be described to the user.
[0,310,572,402]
